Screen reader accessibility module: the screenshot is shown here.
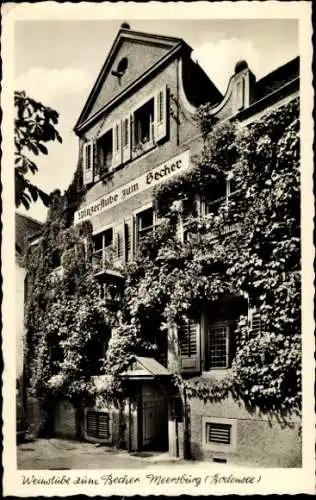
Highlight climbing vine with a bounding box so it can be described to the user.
[108,97,301,413]
[25,96,300,434]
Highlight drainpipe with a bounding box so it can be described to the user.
[128,397,132,452]
[183,386,190,459]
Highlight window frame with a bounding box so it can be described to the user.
[134,203,158,250]
[205,320,235,371]
[96,128,113,175]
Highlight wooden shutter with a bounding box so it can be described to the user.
[113,221,125,264]
[250,308,261,333]
[112,120,122,168]
[155,85,168,142]
[124,217,133,263]
[179,317,200,373]
[122,115,131,163]
[83,141,94,185]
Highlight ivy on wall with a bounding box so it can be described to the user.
[25,96,300,433]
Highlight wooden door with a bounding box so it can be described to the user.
[141,397,167,450]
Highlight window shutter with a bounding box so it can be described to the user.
[124,217,133,263]
[112,121,122,168]
[83,141,94,185]
[179,317,200,373]
[155,85,168,142]
[122,115,131,163]
[250,309,261,333]
[113,221,125,264]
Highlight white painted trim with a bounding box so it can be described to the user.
[202,416,237,453]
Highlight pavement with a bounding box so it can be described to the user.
[17,438,194,470]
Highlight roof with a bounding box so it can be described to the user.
[122,356,171,378]
[15,212,43,254]
[255,56,299,102]
[74,27,191,132]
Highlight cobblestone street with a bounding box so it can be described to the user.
[17,438,193,470]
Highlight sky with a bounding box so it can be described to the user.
[14,17,299,222]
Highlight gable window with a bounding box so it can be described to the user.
[133,98,155,152]
[97,129,113,177]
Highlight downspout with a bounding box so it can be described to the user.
[183,385,190,459]
[176,58,180,146]
[128,397,132,452]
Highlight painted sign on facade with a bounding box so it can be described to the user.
[74,149,190,224]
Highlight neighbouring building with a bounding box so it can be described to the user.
[50,25,300,466]
[15,212,43,438]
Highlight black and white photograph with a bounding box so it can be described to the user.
[2,1,314,496]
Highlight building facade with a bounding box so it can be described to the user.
[53,25,300,466]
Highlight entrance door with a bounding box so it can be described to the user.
[140,384,168,451]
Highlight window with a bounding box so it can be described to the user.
[207,325,230,369]
[200,181,226,216]
[136,207,155,245]
[92,229,113,273]
[86,410,111,441]
[133,98,155,149]
[202,417,237,452]
[97,130,113,176]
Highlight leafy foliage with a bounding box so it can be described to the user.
[108,98,301,413]
[25,97,300,423]
[15,91,62,209]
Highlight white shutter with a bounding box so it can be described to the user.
[179,317,200,373]
[155,85,168,142]
[113,221,125,264]
[83,141,93,185]
[122,115,131,163]
[112,121,122,168]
